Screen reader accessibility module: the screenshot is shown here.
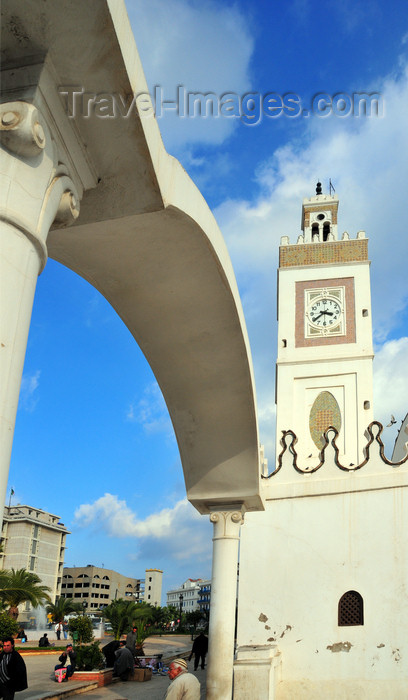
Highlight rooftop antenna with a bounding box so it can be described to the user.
[329,178,336,195]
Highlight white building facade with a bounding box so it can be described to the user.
[234,186,408,700]
[166,578,203,612]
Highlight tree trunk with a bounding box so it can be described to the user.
[8,607,19,620]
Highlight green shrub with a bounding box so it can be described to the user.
[75,641,104,671]
[0,612,19,639]
[68,615,94,644]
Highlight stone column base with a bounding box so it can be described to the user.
[233,644,281,700]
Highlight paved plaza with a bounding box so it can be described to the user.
[18,633,206,700]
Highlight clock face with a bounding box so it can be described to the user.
[307,297,342,329]
[304,286,346,338]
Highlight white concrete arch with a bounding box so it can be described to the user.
[1,0,263,515]
[1,2,264,698]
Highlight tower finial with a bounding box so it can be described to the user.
[316,181,322,195]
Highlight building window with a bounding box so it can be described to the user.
[31,541,37,554]
[338,591,364,626]
[29,557,35,571]
[33,525,39,538]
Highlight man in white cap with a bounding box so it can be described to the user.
[165,658,200,699]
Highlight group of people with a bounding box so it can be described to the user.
[0,626,208,699]
[101,625,138,681]
[54,621,68,640]
[101,625,207,698]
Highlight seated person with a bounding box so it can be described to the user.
[54,643,77,680]
[113,640,134,681]
[16,627,27,641]
[39,633,50,647]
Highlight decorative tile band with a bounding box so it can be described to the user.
[280,240,368,267]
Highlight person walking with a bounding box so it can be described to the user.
[188,632,208,670]
[0,637,28,700]
[55,621,63,641]
[165,658,200,699]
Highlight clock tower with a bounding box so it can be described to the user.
[275,183,374,467]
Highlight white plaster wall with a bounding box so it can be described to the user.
[276,359,374,466]
[237,479,408,697]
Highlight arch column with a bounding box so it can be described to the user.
[0,98,81,517]
[206,507,244,700]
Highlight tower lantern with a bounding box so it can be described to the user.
[301,181,339,243]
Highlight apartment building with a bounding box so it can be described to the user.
[0,504,70,621]
[61,565,145,610]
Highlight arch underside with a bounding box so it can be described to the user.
[48,205,262,514]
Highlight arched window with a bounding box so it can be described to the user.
[323,222,330,240]
[338,590,364,626]
[312,223,319,239]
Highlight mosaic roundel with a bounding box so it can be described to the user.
[309,391,341,449]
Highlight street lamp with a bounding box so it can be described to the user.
[82,601,87,617]
[179,594,183,627]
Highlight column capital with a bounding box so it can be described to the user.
[1,99,80,272]
[209,508,245,539]
[1,59,97,271]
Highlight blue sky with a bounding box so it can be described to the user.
[8,0,408,602]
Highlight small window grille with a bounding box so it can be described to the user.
[338,590,364,626]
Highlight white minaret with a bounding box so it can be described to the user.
[275,182,374,467]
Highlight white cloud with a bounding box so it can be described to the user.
[19,371,41,412]
[373,337,408,455]
[126,381,175,438]
[74,493,212,563]
[127,0,254,149]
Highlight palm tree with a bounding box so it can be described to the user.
[102,599,139,640]
[46,597,82,622]
[0,568,51,620]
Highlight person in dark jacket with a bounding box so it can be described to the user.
[188,632,208,670]
[39,633,50,647]
[0,637,28,700]
[125,626,138,657]
[113,641,134,681]
[54,644,76,680]
[102,639,120,667]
